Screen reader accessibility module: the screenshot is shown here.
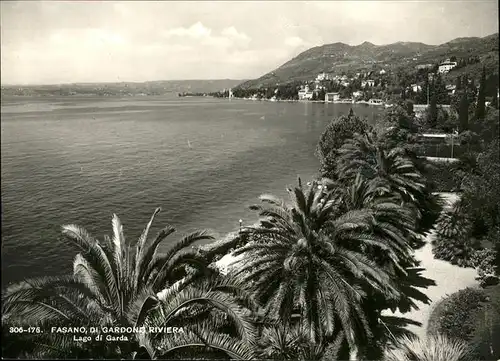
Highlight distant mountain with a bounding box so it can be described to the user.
[1,79,245,97]
[238,33,499,89]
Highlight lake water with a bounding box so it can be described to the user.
[1,95,382,286]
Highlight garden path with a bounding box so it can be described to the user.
[383,192,479,339]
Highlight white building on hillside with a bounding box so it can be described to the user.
[379,69,387,75]
[316,72,329,81]
[362,80,375,88]
[314,78,326,90]
[438,59,458,73]
[411,84,422,92]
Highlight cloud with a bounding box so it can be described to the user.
[162,22,251,50]
[202,36,232,48]
[221,26,251,42]
[1,1,498,84]
[284,36,305,47]
[163,22,212,39]
[1,21,259,84]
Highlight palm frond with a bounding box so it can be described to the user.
[111,213,125,279]
[62,225,120,309]
[156,323,255,360]
[134,207,162,284]
[149,230,214,290]
[155,280,256,343]
[385,334,473,361]
[136,225,176,288]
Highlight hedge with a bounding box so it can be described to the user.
[427,285,500,360]
[425,161,463,192]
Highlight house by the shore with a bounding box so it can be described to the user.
[368,98,384,105]
[298,85,314,100]
[325,92,340,103]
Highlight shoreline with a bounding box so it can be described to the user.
[199,222,261,274]
[232,96,387,106]
[1,93,389,108]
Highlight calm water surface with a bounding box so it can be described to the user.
[1,95,382,286]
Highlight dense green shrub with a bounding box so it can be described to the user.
[432,203,481,267]
[423,150,481,193]
[461,140,500,238]
[427,286,500,360]
[470,284,500,360]
[471,248,500,287]
[316,110,369,179]
[424,156,480,193]
[432,235,479,267]
[425,161,462,192]
[427,287,487,341]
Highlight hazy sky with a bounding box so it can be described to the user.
[1,1,498,85]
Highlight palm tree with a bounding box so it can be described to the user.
[3,208,214,325]
[431,200,480,267]
[2,208,257,359]
[330,174,417,265]
[323,175,436,359]
[384,334,473,361]
[336,131,441,236]
[337,132,426,204]
[230,179,403,356]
